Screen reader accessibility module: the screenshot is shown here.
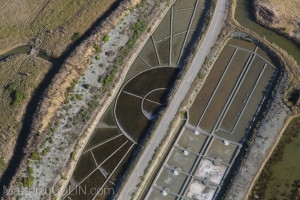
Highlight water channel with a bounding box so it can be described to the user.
[0,45,54,63]
[235,0,300,64]
[250,118,300,200]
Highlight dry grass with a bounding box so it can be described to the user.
[0,0,118,176]
[0,55,51,175]
[0,0,118,57]
[254,0,300,43]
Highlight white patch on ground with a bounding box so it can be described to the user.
[186,180,217,200]
[194,159,227,184]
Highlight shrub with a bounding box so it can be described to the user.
[48,137,54,144]
[7,84,15,92]
[95,56,100,60]
[94,44,103,53]
[84,84,91,89]
[28,167,34,175]
[75,94,83,100]
[22,175,34,187]
[0,158,6,172]
[42,147,50,156]
[98,77,104,84]
[71,152,76,160]
[103,35,110,42]
[30,151,40,160]
[71,32,81,42]
[10,90,25,107]
[64,99,70,104]
[61,175,67,180]
[40,140,47,148]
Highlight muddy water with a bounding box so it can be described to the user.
[116,67,178,141]
[0,45,54,62]
[251,118,300,200]
[220,56,266,132]
[0,46,29,60]
[199,50,251,132]
[188,45,236,126]
[235,0,300,64]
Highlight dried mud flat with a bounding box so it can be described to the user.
[225,74,291,200]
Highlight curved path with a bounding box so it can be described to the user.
[117,0,228,199]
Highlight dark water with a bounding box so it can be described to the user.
[0,46,29,61]
[0,45,55,62]
[235,0,300,64]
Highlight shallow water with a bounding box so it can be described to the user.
[261,119,300,200]
[235,0,300,64]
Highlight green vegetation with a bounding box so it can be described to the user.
[76,94,83,100]
[61,175,67,180]
[98,77,104,84]
[120,19,147,58]
[19,175,34,187]
[95,55,101,60]
[71,32,81,42]
[84,84,91,89]
[0,158,6,173]
[103,65,118,89]
[42,147,50,156]
[103,35,110,42]
[94,44,103,53]
[10,90,25,107]
[30,151,40,160]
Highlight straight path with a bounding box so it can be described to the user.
[117,0,228,199]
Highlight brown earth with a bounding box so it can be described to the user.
[253,0,300,44]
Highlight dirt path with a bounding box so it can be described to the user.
[116,0,228,198]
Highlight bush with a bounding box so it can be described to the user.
[42,147,50,156]
[72,32,81,42]
[28,167,34,175]
[61,175,67,180]
[0,158,6,172]
[94,44,103,53]
[103,35,110,42]
[76,94,83,100]
[30,151,40,160]
[22,175,34,187]
[84,84,91,89]
[98,77,104,84]
[95,56,100,60]
[10,90,25,107]
[6,84,15,92]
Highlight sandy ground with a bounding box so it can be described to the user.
[195,159,227,185]
[225,73,291,200]
[187,180,217,200]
